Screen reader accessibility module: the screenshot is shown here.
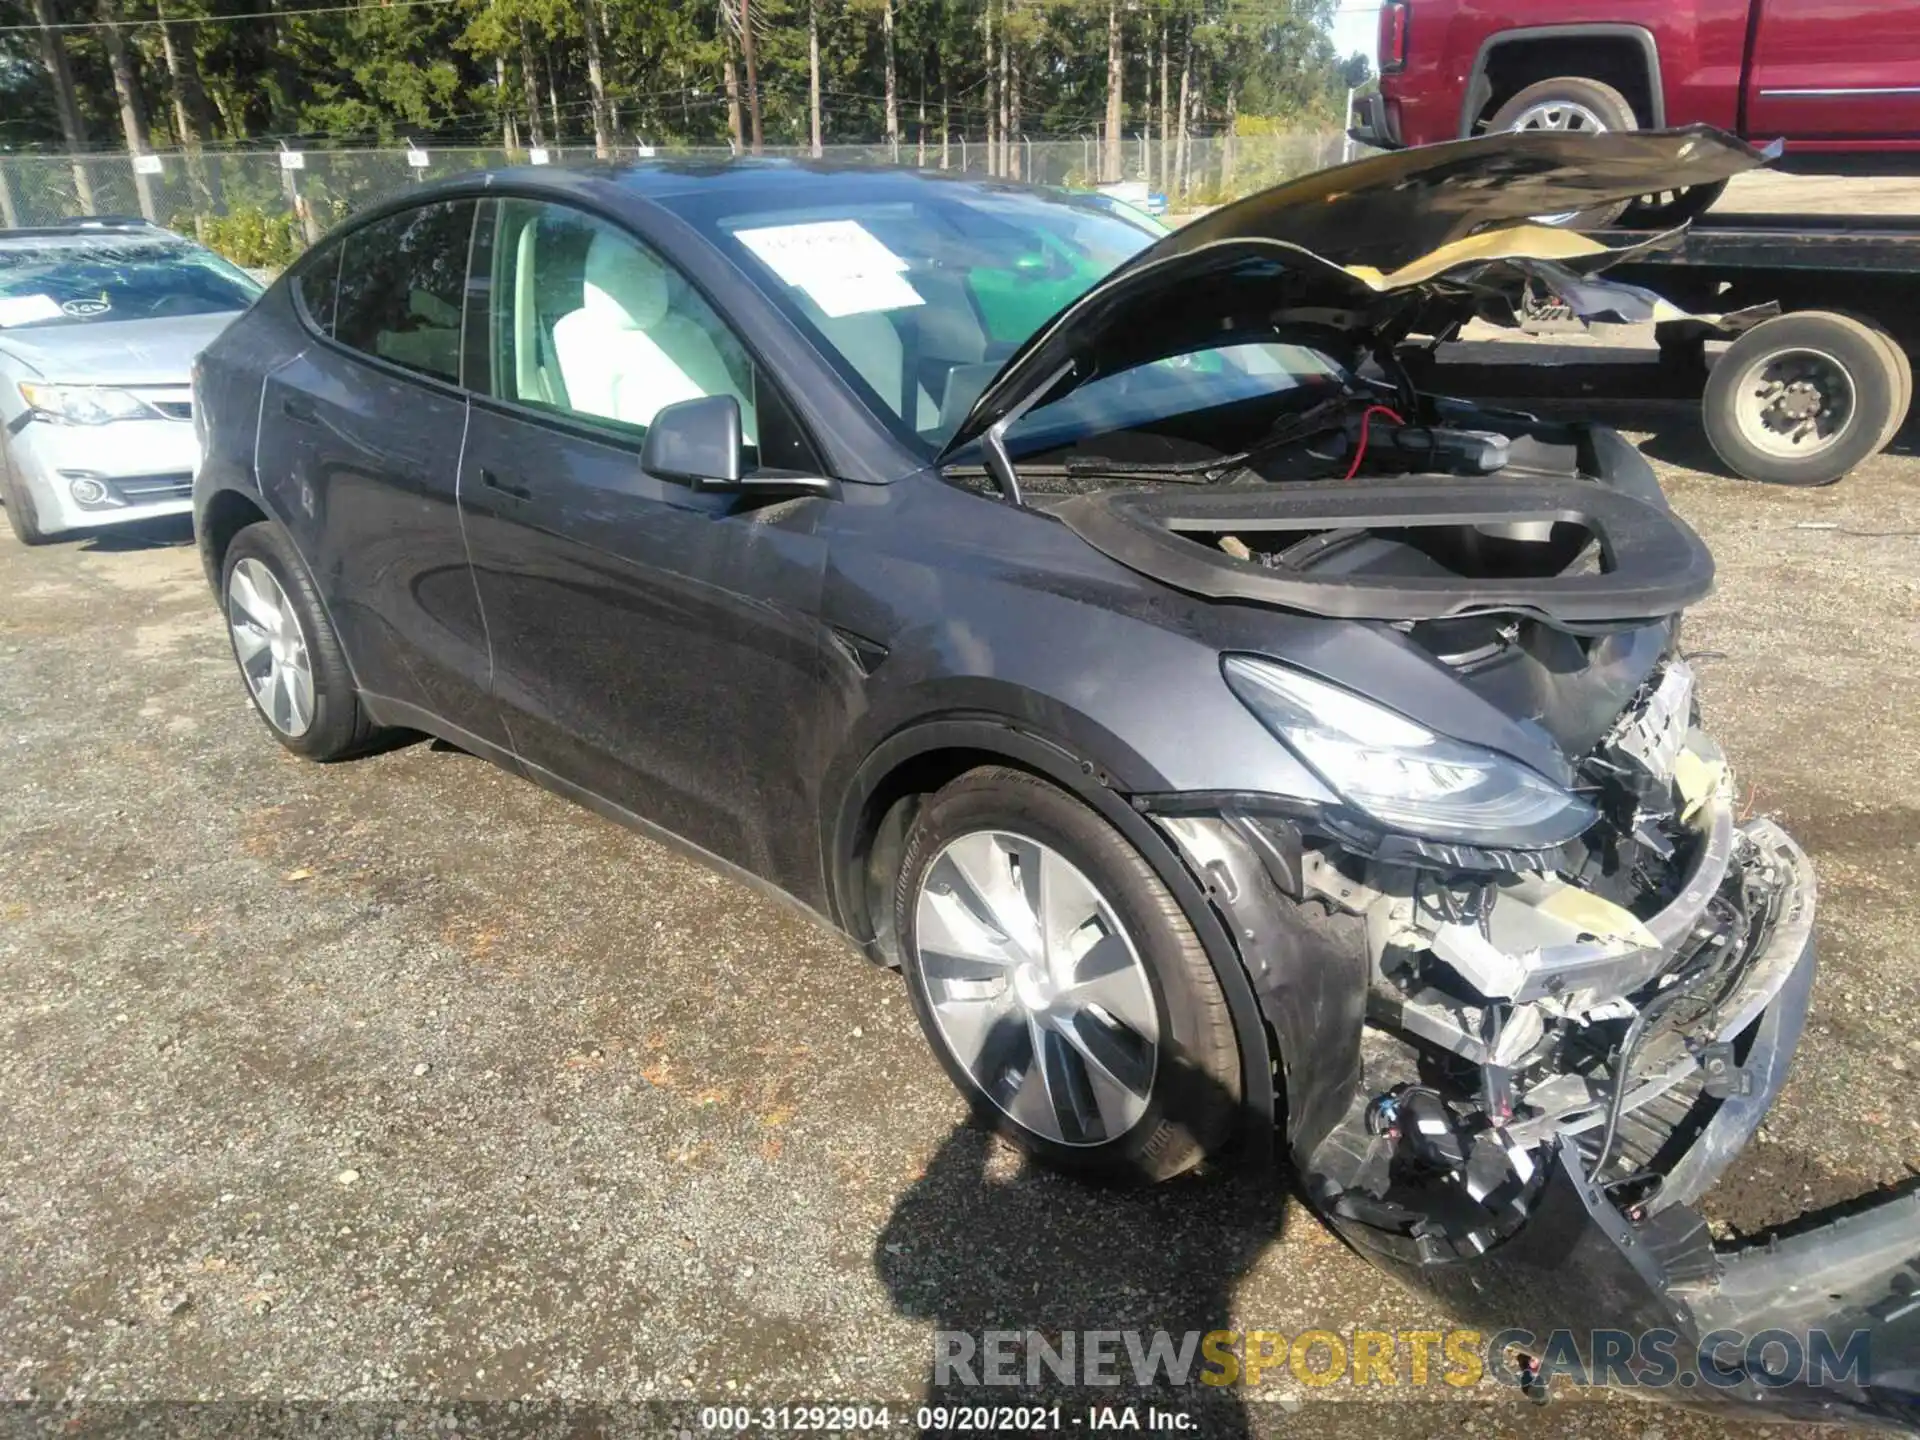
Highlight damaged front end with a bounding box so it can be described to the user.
[1153,656,1918,1423]
[981,129,1917,1424]
[926,125,1915,1421]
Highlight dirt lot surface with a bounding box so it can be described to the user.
[1721,171,1920,218]
[1,398,1915,1437]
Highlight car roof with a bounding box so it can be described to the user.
[368,156,1100,220]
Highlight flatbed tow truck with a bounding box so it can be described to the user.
[1404,209,1920,486]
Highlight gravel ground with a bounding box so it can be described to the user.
[1720,171,1920,218]
[0,401,1914,1438]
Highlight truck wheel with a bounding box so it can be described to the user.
[1830,314,1914,452]
[1704,311,1903,486]
[1490,77,1639,228]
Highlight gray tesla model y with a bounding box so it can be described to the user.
[191,130,1918,1418]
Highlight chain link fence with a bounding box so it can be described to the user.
[0,131,1352,262]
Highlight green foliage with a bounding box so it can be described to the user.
[6,0,1360,168]
[188,203,304,268]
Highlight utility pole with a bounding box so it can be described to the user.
[882,0,898,163]
[1158,21,1169,194]
[723,34,744,152]
[29,0,97,212]
[740,0,763,153]
[519,30,546,149]
[808,0,823,157]
[496,56,515,153]
[1102,0,1124,183]
[96,0,159,221]
[582,0,612,157]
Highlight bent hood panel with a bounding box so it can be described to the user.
[940,128,1773,459]
[1163,126,1771,273]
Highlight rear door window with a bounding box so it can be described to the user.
[333,200,476,384]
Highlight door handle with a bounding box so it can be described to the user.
[478,467,532,501]
[279,394,318,425]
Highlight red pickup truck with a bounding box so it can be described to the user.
[1353,0,1920,218]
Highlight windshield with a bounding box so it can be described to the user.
[0,238,261,330]
[1005,341,1348,461]
[664,185,1158,454]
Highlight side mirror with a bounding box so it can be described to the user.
[641,395,743,489]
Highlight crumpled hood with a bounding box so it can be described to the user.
[1157,125,1773,271]
[0,312,240,385]
[940,126,1773,459]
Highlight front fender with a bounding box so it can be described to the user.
[1149,810,1369,1164]
[829,715,1281,1154]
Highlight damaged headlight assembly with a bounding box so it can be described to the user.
[1221,655,1596,848]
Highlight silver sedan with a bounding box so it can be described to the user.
[0,218,260,545]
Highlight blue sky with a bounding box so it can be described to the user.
[1329,0,1380,64]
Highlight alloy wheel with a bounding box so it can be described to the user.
[913,829,1160,1146]
[1732,347,1857,460]
[227,557,316,737]
[1509,99,1612,134]
[1509,100,1611,225]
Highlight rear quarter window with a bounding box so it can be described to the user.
[332,200,476,384]
[291,242,343,336]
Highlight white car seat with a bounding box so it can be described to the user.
[551,230,757,439]
[790,294,939,434]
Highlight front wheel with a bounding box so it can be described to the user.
[0,440,50,546]
[894,766,1244,1183]
[1703,311,1905,486]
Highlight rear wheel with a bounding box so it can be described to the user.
[1703,310,1904,486]
[222,521,381,759]
[0,440,50,546]
[1489,76,1639,229]
[1841,317,1914,452]
[895,766,1243,1183]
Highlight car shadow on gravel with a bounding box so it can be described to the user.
[875,1069,1290,1437]
[74,514,196,551]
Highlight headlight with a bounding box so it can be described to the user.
[17,383,158,425]
[1223,655,1596,848]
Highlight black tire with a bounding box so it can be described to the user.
[894,765,1243,1184]
[1620,179,1728,229]
[1704,311,1902,486]
[221,520,382,760]
[0,439,51,546]
[1841,317,1914,452]
[1488,76,1640,230]
[1887,339,1916,448]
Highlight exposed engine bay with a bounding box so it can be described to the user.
[1301,654,1815,1259]
[979,209,1820,1264]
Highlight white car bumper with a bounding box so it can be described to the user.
[8,412,199,536]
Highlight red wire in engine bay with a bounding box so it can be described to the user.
[1343,404,1405,480]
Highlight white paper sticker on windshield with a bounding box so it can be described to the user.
[0,294,64,327]
[735,220,925,318]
